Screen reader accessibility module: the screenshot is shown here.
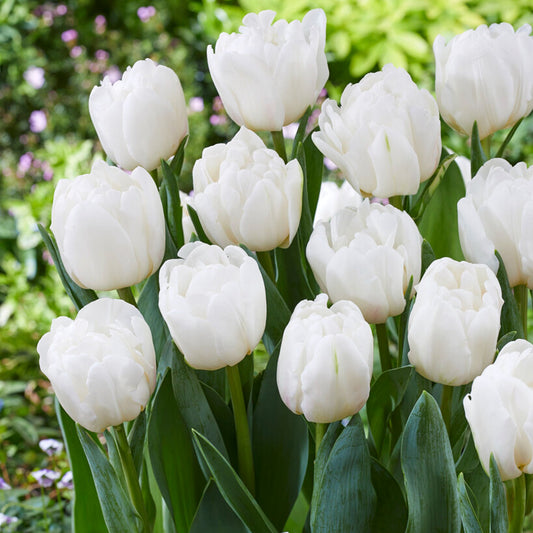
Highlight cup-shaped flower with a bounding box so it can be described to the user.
[193,127,303,251]
[312,64,441,197]
[306,200,422,324]
[37,298,157,433]
[458,158,533,288]
[51,160,165,291]
[277,294,373,423]
[207,9,328,131]
[434,23,533,140]
[464,339,533,480]
[313,180,362,226]
[408,258,503,386]
[89,58,188,171]
[158,242,267,370]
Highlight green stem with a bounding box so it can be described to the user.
[507,474,526,533]
[256,251,276,283]
[315,423,327,457]
[481,135,491,159]
[376,322,392,372]
[117,286,137,307]
[389,195,403,210]
[440,385,454,434]
[226,364,255,495]
[113,424,150,533]
[271,130,288,163]
[514,284,528,340]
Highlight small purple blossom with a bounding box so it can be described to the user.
[39,438,63,456]
[104,66,121,83]
[43,162,53,181]
[212,96,224,112]
[61,29,78,43]
[18,152,33,173]
[189,97,204,113]
[0,513,18,526]
[209,114,227,126]
[29,110,47,133]
[95,49,109,61]
[56,4,67,15]
[0,478,11,490]
[323,157,337,171]
[70,46,83,58]
[137,6,156,22]
[31,469,61,488]
[24,66,45,89]
[57,471,73,490]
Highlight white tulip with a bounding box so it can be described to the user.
[313,180,362,226]
[458,158,533,288]
[464,339,533,480]
[306,200,422,324]
[51,160,165,291]
[408,258,503,386]
[434,23,533,140]
[207,9,328,131]
[193,127,303,251]
[37,298,156,433]
[158,242,267,370]
[89,58,188,171]
[277,294,373,423]
[312,64,441,197]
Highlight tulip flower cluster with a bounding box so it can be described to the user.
[37,8,533,533]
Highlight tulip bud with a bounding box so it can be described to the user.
[458,158,533,288]
[37,298,156,433]
[434,23,533,140]
[313,180,362,226]
[407,258,503,386]
[276,294,373,423]
[51,160,165,291]
[306,200,422,324]
[192,127,303,251]
[158,242,267,370]
[312,64,441,197]
[89,58,188,171]
[207,9,328,131]
[464,339,533,480]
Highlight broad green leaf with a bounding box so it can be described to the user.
[464,462,491,533]
[313,421,343,495]
[105,429,127,491]
[401,391,461,533]
[496,251,524,339]
[148,370,203,533]
[253,347,308,530]
[169,135,188,176]
[128,410,147,476]
[300,129,323,219]
[421,239,436,276]
[489,455,508,533]
[56,402,106,533]
[160,159,184,251]
[192,430,278,533]
[470,122,487,177]
[311,415,376,533]
[457,473,483,533]
[291,107,313,160]
[187,205,212,244]
[77,426,141,533]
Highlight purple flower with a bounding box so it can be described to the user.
[0,478,11,490]
[189,97,204,113]
[39,438,63,456]
[137,6,156,22]
[29,110,47,133]
[323,157,337,171]
[209,114,227,126]
[103,66,121,83]
[95,15,106,26]
[57,471,73,490]
[212,96,224,112]
[70,46,83,58]
[30,469,61,488]
[43,162,53,181]
[95,49,109,61]
[0,513,18,526]
[18,152,33,173]
[24,66,45,89]
[61,29,78,43]
[56,4,67,15]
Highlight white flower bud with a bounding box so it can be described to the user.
[193,127,303,251]
[464,339,533,480]
[51,160,165,291]
[408,258,503,386]
[306,200,422,324]
[207,9,328,131]
[277,294,373,423]
[312,64,441,197]
[158,242,267,370]
[89,58,188,171]
[37,298,156,433]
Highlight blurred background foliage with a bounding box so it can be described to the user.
[0,0,532,527]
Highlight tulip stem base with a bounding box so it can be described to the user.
[514,284,528,340]
[506,474,526,533]
[118,287,137,307]
[440,385,453,435]
[481,135,491,159]
[376,323,392,372]
[256,251,276,283]
[226,364,256,495]
[315,423,327,456]
[271,130,288,163]
[389,196,403,210]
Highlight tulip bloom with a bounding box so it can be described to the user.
[312,64,441,197]
[193,127,303,251]
[408,258,503,386]
[277,294,373,423]
[434,23,533,140]
[313,180,362,226]
[464,339,533,480]
[306,200,422,324]
[89,58,188,171]
[37,298,157,433]
[51,160,165,291]
[207,9,328,131]
[158,242,267,370]
[458,158,533,288]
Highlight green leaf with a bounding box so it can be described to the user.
[128,410,147,476]
[56,402,106,533]
[187,205,212,244]
[489,455,508,533]
[291,107,313,160]
[148,370,203,533]
[170,135,188,175]
[160,159,184,251]
[253,347,309,530]
[192,430,278,533]
[421,239,436,276]
[495,251,524,339]
[457,473,483,533]
[495,119,523,159]
[311,415,376,533]
[470,122,487,177]
[77,426,141,533]
[401,391,461,533]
